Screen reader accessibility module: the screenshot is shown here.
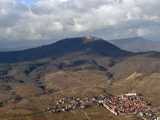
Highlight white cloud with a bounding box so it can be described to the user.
[0,0,160,46]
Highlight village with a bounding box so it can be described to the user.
[45,93,160,120]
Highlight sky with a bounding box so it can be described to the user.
[21,0,35,5]
[0,0,160,51]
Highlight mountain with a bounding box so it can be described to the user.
[109,37,160,52]
[1,36,160,120]
[0,36,131,63]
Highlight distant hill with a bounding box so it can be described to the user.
[109,37,160,52]
[0,36,131,63]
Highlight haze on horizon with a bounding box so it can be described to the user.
[0,0,160,51]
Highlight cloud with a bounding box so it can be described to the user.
[0,0,160,50]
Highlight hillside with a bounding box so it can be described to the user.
[0,37,160,120]
[0,36,130,63]
[110,37,160,52]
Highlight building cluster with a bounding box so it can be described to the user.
[102,93,158,120]
[46,96,101,113]
[45,93,159,120]
[138,110,158,120]
[103,93,148,115]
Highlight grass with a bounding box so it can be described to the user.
[0,70,159,120]
[0,106,137,120]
